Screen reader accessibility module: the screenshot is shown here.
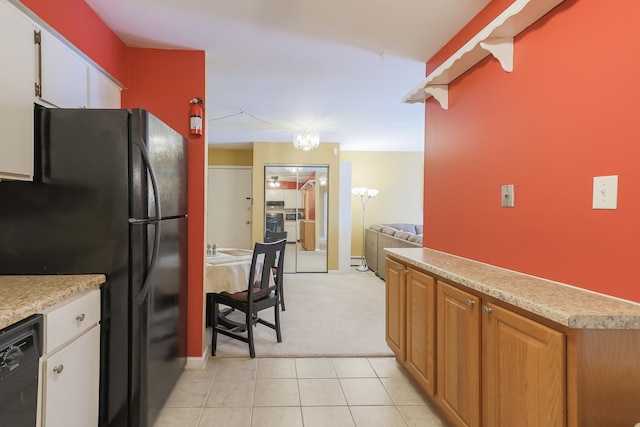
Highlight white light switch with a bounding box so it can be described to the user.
[501,184,514,208]
[592,175,618,210]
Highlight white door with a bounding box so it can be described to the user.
[207,167,252,249]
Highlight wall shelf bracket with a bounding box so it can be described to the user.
[479,38,514,72]
[401,0,565,108]
[424,85,449,110]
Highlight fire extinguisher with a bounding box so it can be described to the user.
[189,97,204,136]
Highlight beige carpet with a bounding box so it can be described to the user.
[209,268,394,358]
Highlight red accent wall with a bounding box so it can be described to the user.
[20,0,208,356]
[424,0,640,302]
[122,48,206,357]
[20,0,128,84]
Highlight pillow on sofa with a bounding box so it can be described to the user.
[415,225,423,235]
[369,224,385,232]
[408,234,423,244]
[381,226,399,236]
[384,223,417,234]
[395,231,412,240]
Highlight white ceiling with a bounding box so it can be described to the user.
[85,0,490,151]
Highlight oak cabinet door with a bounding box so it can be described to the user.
[385,258,406,360]
[437,281,481,427]
[483,302,565,427]
[405,267,436,397]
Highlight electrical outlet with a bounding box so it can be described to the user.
[501,184,514,208]
[592,175,618,210]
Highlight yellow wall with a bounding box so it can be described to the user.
[208,148,253,166]
[252,142,341,270]
[206,145,423,261]
[341,151,424,256]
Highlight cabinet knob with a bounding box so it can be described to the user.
[53,365,64,374]
[397,266,402,272]
[482,306,493,314]
[246,220,251,225]
[76,313,86,322]
[466,299,475,307]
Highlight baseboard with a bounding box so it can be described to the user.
[350,256,363,266]
[185,347,209,370]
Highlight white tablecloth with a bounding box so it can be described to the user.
[205,249,267,294]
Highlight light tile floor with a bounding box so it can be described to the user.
[153,357,447,427]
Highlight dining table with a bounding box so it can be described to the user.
[204,248,272,328]
[205,248,256,294]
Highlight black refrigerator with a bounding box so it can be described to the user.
[0,106,188,427]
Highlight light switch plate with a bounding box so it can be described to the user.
[592,175,618,209]
[501,184,514,208]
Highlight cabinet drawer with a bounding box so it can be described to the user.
[44,289,100,353]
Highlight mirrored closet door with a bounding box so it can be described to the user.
[264,165,328,273]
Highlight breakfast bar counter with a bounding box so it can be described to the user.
[385,247,640,329]
[0,274,105,329]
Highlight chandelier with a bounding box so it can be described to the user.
[293,129,320,151]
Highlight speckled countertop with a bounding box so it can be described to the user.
[0,275,105,330]
[385,247,640,329]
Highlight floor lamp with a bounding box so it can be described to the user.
[352,187,379,272]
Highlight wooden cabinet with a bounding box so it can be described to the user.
[437,281,481,427]
[284,222,296,242]
[386,256,567,427]
[300,220,315,251]
[0,0,36,181]
[266,189,284,201]
[405,268,436,397]
[385,258,406,360]
[38,29,88,108]
[88,67,121,108]
[39,289,101,427]
[283,190,304,209]
[435,280,565,427]
[483,302,565,427]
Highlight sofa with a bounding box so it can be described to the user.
[364,223,423,280]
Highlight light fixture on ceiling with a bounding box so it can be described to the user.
[293,129,320,151]
[269,176,280,187]
[352,187,379,272]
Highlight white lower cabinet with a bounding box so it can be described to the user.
[284,222,296,242]
[38,289,101,427]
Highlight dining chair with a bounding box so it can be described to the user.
[210,239,286,358]
[264,230,288,311]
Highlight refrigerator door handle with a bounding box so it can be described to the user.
[132,136,162,221]
[135,220,161,306]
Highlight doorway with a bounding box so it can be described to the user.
[264,165,328,273]
[207,166,252,249]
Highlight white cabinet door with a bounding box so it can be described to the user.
[42,326,100,427]
[88,67,121,108]
[265,189,284,201]
[283,190,296,208]
[39,30,88,108]
[284,223,296,242]
[0,0,36,181]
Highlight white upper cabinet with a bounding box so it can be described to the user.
[38,29,88,108]
[88,67,121,108]
[283,189,303,209]
[0,0,36,181]
[0,0,122,181]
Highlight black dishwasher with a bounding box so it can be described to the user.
[0,314,43,426]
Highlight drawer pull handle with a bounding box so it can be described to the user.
[482,306,493,314]
[466,299,475,307]
[76,313,86,322]
[53,365,64,374]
